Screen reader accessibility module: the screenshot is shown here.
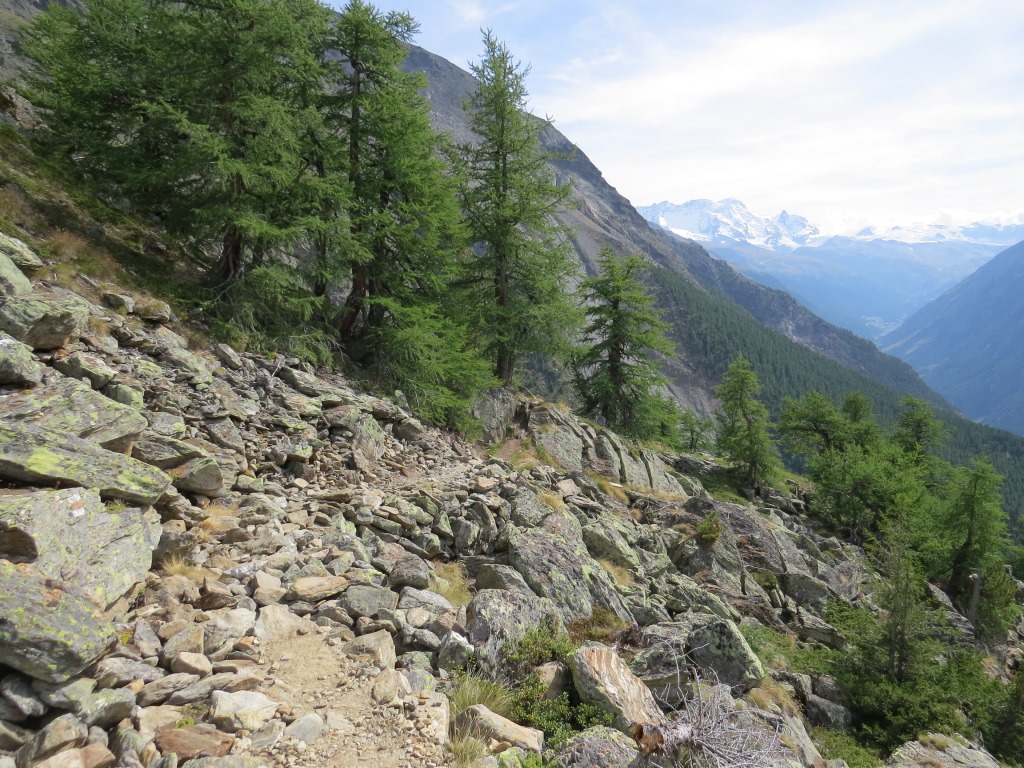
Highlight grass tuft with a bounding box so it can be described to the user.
[431,561,473,608]
[596,558,634,588]
[448,672,514,719]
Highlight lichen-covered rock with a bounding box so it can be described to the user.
[0,422,172,504]
[0,232,43,278]
[508,511,632,625]
[630,616,765,701]
[885,734,1000,767]
[0,561,116,683]
[2,372,148,450]
[0,249,32,299]
[551,726,641,768]
[527,404,587,471]
[466,589,564,674]
[51,351,117,389]
[0,291,91,350]
[569,644,665,733]
[0,332,42,386]
[470,387,518,444]
[0,487,160,607]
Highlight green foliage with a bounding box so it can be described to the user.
[572,247,678,442]
[500,625,612,746]
[810,727,883,768]
[566,606,630,645]
[714,355,781,486]
[738,624,838,676]
[447,670,514,719]
[679,408,715,453]
[694,509,723,547]
[458,30,581,384]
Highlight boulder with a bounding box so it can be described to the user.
[469,387,518,445]
[551,726,641,768]
[630,616,765,701]
[209,690,279,733]
[51,351,117,389]
[885,734,1000,768]
[0,291,91,350]
[1,373,148,450]
[568,644,664,733]
[0,422,172,504]
[0,561,116,683]
[0,233,43,278]
[12,713,88,768]
[132,436,225,496]
[0,333,42,386]
[0,487,160,607]
[342,630,396,670]
[0,249,31,300]
[465,589,563,674]
[453,705,544,754]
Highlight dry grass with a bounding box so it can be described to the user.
[158,552,208,580]
[199,501,242,533]
[597,558,635,588]
[447,726,487,768]
[588,472,630,504]
[42,228,89,259]
[567,606,630,645]
[431,561,473,608]
[448,673,514,719]
[537,489,566,511]
[746,677,801,718]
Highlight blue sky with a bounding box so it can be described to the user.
[346,1,1024,231]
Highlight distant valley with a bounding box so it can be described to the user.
[638,198,1024,339]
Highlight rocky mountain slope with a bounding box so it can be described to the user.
[881,239,1024,436]
[1,230,1015,768]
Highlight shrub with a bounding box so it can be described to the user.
[811,727,883,768]
[567,606,630,645]
[695,510,723,547]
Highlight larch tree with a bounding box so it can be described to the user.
[458,30,580,385]
[572,247,678,441]
[714,355,780,487]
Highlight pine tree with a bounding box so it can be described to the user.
[458,30,580,385]
[714,355,780,486]
[572,247,677,440]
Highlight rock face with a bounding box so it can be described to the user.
[0,422,172,504]
[0,487,159,607]
[0,560,116,682]
[466,589,563,674]
[630,616,765,699]
[885,734,1000,768]
[568,644,665,732]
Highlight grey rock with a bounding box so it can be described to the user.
[0,291,91,350]
[0,560,116,683]
[0,675,47,718]
[138,673,201,707]
[79,688,137,728]
[283,712,324,745]
[30,677,96,712]
[13,713,88,768]
[0,233,43,278]
[0,487,160,608]
[2,371,148,450]
[209,690,279,733]
[436,631,475,672]
[466,589,563,675]
[569,643,664,733]
[95,657,166,688]
[0,249,32,300]
[52,351,117,389]
[551,726,640,768]
[0,333,42,386]
[387,557,430,590]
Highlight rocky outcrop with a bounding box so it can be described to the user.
[885,734,1000,768]
[0,488,159,608]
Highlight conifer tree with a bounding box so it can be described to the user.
[572,247,677,440]
[458,31,580,385]
[714,355,780,487]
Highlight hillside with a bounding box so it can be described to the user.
[882,240,1024,436]
[1,225,1022,768]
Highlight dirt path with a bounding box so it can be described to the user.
[251,632,451,768]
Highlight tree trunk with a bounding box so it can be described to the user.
[217,225,245,285]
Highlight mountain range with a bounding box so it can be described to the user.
[882,239,1024,436]
[638,199,1024,338]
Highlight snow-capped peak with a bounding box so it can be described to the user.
[637,199,821,251]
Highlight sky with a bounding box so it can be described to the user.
[355,0,1024,233]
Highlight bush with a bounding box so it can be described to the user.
[811,727,883,768]
[695,510,723,546]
